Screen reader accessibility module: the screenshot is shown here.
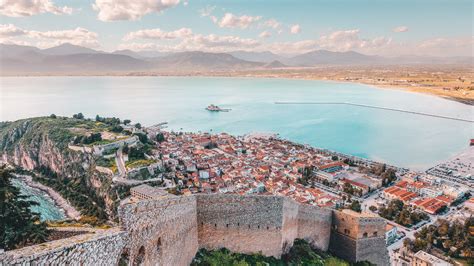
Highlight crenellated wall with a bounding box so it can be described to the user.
[1,195,388,266]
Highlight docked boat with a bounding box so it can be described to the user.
[206,104,231,112]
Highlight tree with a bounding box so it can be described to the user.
[123,119,131,125]
[135,123,142,129]
[156,132,165,143]
[350,200,362,212]
[111,125,124,133]
[49,114,57,119]
[0,167,49,250]
[72,113,84,119]
[369,205,377,212]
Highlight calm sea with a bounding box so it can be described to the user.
[11,178,66,221]
[1,76,472,170]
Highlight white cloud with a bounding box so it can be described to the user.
[393,26,408,33]
[217,13,261,29]
[290,24,301,34]
[415,37,473,56]
[92,0,180,21]
[262,19,281,29]
[0,24,99,48]
[124,28,193,41]
[259,31,271,39]
[0,24,27,37]
[263,40,318,54]
[181,34,260,50]
[198,5,215,17]
[121,26,260,53]
[0,0,72,17]
[317,29,391,52]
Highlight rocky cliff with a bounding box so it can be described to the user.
[0,117,122,221]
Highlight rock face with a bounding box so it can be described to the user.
[0,118,117,218]
[0,194,389,266]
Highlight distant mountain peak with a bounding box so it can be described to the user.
[41,43,101,56]
[263,60,287,68]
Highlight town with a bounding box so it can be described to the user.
[67,116,473,266]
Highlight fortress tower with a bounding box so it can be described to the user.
[329,209,390,266]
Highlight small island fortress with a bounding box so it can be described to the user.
[0,186,389,266]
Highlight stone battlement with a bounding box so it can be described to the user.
[0,194,389,266]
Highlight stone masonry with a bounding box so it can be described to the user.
[329,209,390,266]
[0,228,128,266]
[1,195,389,266]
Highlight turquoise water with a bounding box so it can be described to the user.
[1,76,472,170]
[11,178,66,221]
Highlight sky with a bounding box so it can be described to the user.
[0,0,472,56]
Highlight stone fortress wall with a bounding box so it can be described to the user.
[0,194,388,266]
[195,194,332,258]
[118,195,199,266]
[0,228,128,265]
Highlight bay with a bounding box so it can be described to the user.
[1,76,472,170]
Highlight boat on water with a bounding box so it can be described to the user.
[206,104,231,112]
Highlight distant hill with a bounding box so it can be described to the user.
[284,50,382,66]
[152,51,264,70]
[0,43,471,74]
[111,49,145,59]
[1,53,150,74]
[112,49,170,59]
[0,44,40,57]
[263,60,287,68]
[41,43,103,56]
[229,50,283,63]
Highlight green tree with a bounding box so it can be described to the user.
[72,113,84,119]
[0,167,49,250]
[156,132,165,143]
[350,200,362,213]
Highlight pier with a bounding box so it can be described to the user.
[275,102,474,123]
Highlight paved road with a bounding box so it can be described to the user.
[111,149,171,186]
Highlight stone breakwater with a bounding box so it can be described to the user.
[0,194,389,266]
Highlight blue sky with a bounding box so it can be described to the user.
[1,0,472,56]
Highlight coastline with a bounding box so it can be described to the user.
[16,174,81,220]
[2,72,472,105]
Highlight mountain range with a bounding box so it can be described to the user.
[0,43,471,74]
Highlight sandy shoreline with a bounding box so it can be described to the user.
[15,174,81,220]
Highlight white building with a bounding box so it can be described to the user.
[412,251,452,266]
